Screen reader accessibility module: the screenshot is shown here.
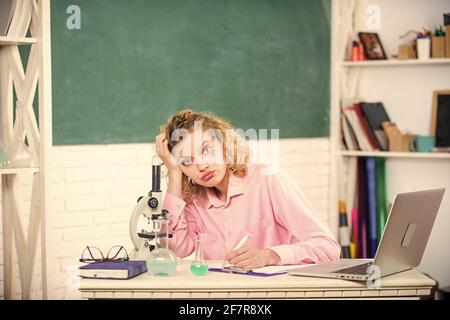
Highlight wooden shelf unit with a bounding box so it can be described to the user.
[0,36,37,45]
[339,151,450,159]
[0,167,40,175]
[329,0,450,241]
[0,0,53,300]
[340,58,450,67]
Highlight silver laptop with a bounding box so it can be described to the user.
[288,188,445,281]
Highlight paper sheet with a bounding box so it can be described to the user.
[251,264,312,274]
[207,262,312,274]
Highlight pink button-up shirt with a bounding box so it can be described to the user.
[163,164,340,265]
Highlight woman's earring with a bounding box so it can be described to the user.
[188,177,196,186]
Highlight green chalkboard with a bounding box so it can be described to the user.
[51,0,330,145]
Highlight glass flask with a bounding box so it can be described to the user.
[190,238,208,276]
[146,219,178,276]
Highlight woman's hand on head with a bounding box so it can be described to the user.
[155,133,181,175]
[224,246,281,270]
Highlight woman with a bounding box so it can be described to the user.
[156,109,340,270]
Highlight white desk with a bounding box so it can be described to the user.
[79,260,436,300]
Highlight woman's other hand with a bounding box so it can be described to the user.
[155,133,181,175]
[224,246,281,269]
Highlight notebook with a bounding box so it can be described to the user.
[360,102,391,151]
[79,260,147,280]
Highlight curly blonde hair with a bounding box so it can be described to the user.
[160,108,249,204]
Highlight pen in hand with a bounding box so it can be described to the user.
[222,232,251,268]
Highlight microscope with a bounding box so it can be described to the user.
[129,157,173,260]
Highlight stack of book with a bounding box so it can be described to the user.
[341,100,391,152]
[345,157,389,259]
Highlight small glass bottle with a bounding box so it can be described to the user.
[190,238,208,276]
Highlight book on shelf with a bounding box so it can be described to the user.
[365,157,378,258]
[79,260,147,280]
[357,157,369,259]
[341,114,359,151]
[360,102,391,151]
[349,157,388,259]
[350,207,358,259]
[341,100,375,152]
[345,157,358,229]
[345,157,358,259]
[341,100,395,152]
[354,103,381,150]
[375,158,388,240]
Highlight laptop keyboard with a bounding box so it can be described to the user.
[332,262,373,275]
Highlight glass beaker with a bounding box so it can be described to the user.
[190,238,208,276]
[146,220,178,276]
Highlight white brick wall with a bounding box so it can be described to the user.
[0,137,331,299]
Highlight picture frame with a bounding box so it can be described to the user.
[431,90,450,148]
[358,32,387,60]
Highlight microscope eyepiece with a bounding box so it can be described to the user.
[152,164,161,192]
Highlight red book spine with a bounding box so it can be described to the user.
[353,103,380,150]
